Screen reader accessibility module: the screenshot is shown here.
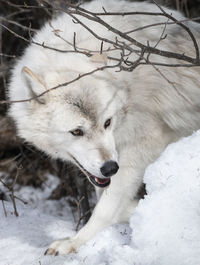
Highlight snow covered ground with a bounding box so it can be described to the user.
[1,131,200,265]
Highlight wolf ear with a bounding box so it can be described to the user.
[22,66,46,104]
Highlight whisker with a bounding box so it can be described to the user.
[67,152,90,180]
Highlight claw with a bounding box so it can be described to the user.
[44,248,49,255]
[45,238,78,255]
[44,248,57,255]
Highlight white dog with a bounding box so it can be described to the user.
[8,0,200,255]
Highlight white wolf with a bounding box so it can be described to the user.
[8,0,200,255]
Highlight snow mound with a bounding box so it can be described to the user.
[130,131,200,265]
[1,132,200,265]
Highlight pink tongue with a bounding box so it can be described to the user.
[95,177,109,184]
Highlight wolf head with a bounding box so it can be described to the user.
[9,66,127,188]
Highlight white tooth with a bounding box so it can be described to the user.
[95,177,99,183]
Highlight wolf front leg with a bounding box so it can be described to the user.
[45,121,175,256]
[45,166,141,256]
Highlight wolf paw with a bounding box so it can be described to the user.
[44,237,79,256]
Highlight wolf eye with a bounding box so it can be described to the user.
[104,118,111,129]
[70,129,84,136]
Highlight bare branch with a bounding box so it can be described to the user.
[65,5,199,64]
[1,17,37,32]
[1,200,7,218]
[152,0,199,61]
[125,17,200,35]
[0,166,22,217]
[0,63,121,105]
[2,1,198,64]
[0,0,200,108]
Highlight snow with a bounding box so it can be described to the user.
[1,131,200,265]
[130,131,200,265]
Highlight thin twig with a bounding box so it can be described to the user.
[0,53,16,58]
[65,6,199,64]
[147,59,196,107]
[0,166,22,217]
[1,17,37,32]
[75,196,84,231]
[0,62,120,104]
[14,195,28,205]
[9,193,18,217]
[153,0,199,61]
[125,17,200,34]
[2,199,7,217]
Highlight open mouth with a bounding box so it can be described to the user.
[88,174,110,188]
[69,154,111,188]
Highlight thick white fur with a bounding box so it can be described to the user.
[8,0,200,255]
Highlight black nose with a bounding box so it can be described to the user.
[100,160,119,177]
